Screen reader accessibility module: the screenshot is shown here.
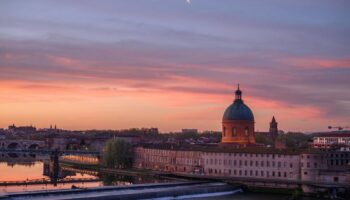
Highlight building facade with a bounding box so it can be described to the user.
[203,151,300,181]
[313,133,350,148]
[133,145,202,173]
[133,145,350,190]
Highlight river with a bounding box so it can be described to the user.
[0,154,168,196]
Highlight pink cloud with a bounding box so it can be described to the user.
[280,56,350,69]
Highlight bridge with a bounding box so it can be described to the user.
[0,139,45,150]
[0,177,101,186]
[0,148,100,156]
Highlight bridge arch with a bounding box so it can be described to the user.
[7,142,19,149]
[28,144,39,150]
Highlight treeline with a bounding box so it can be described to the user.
[103,139,133,169]
[255,132,312,149]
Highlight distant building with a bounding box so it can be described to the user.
[313,133,350,148]
[0,133,5,140]
[182,129,198,134]
[221,85,255,145]
[8,124,36,134]
[269,116,278,138]
[141,128,159,134]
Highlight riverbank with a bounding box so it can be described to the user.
[59,161,349,199]
[60,161,184,181]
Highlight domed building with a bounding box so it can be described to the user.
[222,85,256,145]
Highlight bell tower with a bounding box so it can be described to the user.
[269,116,278,138]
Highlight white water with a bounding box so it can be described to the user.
[141,189,243,200]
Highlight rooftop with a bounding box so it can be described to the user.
[136,143,326,155]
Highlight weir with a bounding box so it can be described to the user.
[0,181,241,200]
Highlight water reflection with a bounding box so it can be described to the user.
[0,153,168,195]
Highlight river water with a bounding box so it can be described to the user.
[0,154,167,196]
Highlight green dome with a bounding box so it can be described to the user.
[223,100,254,121]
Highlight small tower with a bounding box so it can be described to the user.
[269,116,278,138]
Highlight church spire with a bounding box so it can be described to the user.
[272,116,276,123]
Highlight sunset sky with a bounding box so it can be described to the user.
[0,0,349,133]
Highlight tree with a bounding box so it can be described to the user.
[103,138,133,169]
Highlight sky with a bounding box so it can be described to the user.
[0,0,349,133]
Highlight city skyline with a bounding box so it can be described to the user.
[1,0,349,132]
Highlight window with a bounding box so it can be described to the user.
[232,127,237,136]
[334,177,338,182]
[245,127,249,136]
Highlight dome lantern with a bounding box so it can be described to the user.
[235,84,242,102]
